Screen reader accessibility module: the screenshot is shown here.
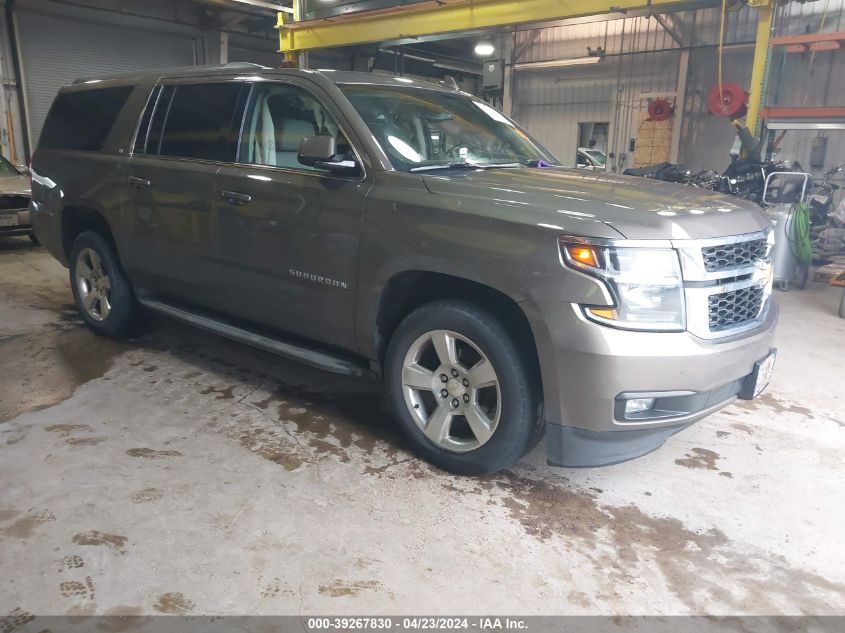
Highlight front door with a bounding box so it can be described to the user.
[122,81,246,306]
[210,79,371,351]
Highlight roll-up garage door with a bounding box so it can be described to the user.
[15,10,197,146]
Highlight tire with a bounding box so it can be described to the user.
[69,231,138,337]
[385,300,541,475]
[29,233,40,246]
[839,288,845,319]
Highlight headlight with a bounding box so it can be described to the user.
[560,239,685,331]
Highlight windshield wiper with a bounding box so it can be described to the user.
[409,161,521,173]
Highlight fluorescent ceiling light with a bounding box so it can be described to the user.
[230,0,294,13]
[514,56,602,71]
[474,42,495,57]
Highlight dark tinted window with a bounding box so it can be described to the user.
[158,83,243,161]
[39,86,133,151]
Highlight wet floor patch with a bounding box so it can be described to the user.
[0,509,56,539]
[71,530,128,554]
[318,579,384,598]
[125,448,182,459]
[153,592,194,614]
[674,447,721,471]
[733,393,815,420]
[468,468,845,612]
[0,324,130,422]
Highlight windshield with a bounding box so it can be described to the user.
[339,84,557,171]
[0,156,19,176]
[584,150,606,165]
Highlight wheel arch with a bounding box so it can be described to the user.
[370,269,545,400]
[60,204,118,262]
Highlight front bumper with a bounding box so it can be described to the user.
[537,299,778,467]
[0,208,32,236]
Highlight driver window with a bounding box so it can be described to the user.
[239,83,350,170]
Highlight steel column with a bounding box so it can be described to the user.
[745,0,774,139]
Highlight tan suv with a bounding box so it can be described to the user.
[31,64,777,474]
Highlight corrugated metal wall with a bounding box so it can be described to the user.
[513,1,845,179]
[513,16,682,171]
[16,9,198,146]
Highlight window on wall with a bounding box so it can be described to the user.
[239,82,353,171]
[142,83,244,162]
[39,86,133,152]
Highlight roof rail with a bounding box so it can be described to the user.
[72,62,272,84]
[222,62,271,69]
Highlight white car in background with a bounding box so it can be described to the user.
[576,147,607,170]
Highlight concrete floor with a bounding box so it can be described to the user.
[1,236,844,618]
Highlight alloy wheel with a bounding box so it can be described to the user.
[75,247,112,322]
[401,329,501,453]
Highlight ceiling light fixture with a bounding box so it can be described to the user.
[474,42,495,57]
[514,56,603,71]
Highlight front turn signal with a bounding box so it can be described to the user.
[564,244,599,268]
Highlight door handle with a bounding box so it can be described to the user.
[220,190,252,205]
[127,176,151,189]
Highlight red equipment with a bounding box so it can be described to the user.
[707,82,749,118]
[647,99,674,121]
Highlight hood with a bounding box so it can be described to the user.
[0,174,31,197]
[422,167,769,240]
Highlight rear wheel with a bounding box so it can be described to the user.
[385,300,541,475]
[69,231,138,337]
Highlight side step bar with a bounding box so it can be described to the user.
[138,297,374,379]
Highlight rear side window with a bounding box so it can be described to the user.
[153,83,243,162]
[39,86,133,151]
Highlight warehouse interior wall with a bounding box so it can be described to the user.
[512,1,845,180]
[0,0,286,157]
[0,3,26,164]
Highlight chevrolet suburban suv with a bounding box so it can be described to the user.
[30,64,777,475]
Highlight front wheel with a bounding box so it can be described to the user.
[69,231,139,337]
[385,300,541,475]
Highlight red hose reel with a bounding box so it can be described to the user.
[707,82,749,118]
[647,98,674,121]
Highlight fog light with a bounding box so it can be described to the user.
[625,398,655,414]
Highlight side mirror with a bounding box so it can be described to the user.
[298,136,360,175]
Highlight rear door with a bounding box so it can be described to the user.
[123,80,246,306]
[210,79,371,351]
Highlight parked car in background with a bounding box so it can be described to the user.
[576,147,607,170]
[32,65,777,475]
[0,155,35,243]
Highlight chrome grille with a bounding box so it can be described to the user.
[701,237,768,273]
[708,286,764,332]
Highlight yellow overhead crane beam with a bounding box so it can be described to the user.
[744,0,774,138]
[278,0,707,54]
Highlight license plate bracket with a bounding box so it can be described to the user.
[738,349,777,400]
[0,214,19,227]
